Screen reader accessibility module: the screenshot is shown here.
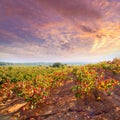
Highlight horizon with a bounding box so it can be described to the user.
[0,0,120,63]
[0,58,116,64]
[0,60,92,64]
[0,56,115,63]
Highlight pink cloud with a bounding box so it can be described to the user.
[0,0,120,62]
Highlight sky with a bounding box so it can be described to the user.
[0,0,120,63]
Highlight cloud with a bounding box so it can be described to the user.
[0,0,120,62]
[91,22,120,55]
[80,25,98,33]
[0,30,27,48]
[38,0,102,19]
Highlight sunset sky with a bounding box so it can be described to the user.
[0,0,120,63]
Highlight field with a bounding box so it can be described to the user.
[0,58,120,120]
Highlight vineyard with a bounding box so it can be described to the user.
[0,58,120,120]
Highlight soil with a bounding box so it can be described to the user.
[0,72,120,120]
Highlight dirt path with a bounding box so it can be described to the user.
[0,97,26,120]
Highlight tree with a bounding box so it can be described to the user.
[52,62,63,68]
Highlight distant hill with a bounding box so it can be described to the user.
[0,61,89,66]
[0,62,53,66]
[0,62,13,66]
